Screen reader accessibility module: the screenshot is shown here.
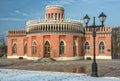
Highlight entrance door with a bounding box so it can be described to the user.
[44,41,50,57]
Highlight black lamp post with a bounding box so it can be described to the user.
[83,12,107,77]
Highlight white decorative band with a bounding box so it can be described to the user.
[84,56,112,60]
[53,56,84,61]
[7,56,41,60]
[7,56,112,60]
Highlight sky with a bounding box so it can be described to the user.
[0,0,120,36]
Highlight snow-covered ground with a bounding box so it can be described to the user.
[0,69,120,81]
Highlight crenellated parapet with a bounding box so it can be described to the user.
[7,30,26,37]
[84,26,112,34]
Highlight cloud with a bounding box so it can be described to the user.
[0,18,27,22]
[80,0,100,3]
[47,0,75,5]
[12,10,28,17]
[15,10,20,14]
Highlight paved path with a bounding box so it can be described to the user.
[0,58,120,77]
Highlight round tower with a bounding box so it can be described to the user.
[45,5,64,21]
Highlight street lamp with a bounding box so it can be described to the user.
[83,12,107,77]
[99,12,107,26]
[83,14,90,27]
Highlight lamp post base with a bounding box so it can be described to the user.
[91,62,98,77]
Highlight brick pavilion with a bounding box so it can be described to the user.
[7,5,112,60]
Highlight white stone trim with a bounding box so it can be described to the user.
[7,56,27,59]
[7,55,112,60]
[7,55,42,60]
[73,40,78,46]
[84,56,112,60]
[26,57,41,60]
[60,40,66,46]
[53,56,84,61]
[44,40,51,45]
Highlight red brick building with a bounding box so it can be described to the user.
[7,5,112,60]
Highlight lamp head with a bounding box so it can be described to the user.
[99,12,107,23]
[83,14,90,25]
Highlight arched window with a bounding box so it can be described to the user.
[73,40,77,56]
[55,13,57,20]
[85,42,90,54]
[12,43,17,54]
[99,42,104,53]
[32,41,37,55]
[51,13,55,20]
[24,43,27,54]
[62,13,64,18]
[59,41,65,54]
[48,14,50,18]
[59,13,60,19]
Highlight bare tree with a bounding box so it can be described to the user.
[0,35,6,57]
[112,27,120,58]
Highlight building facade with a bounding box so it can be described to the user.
[7,5,112,60]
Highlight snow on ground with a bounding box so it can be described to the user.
[0,69,120,81]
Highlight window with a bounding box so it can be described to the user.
[59,13,60,19]
[55,13,57,20]
[12,43,17,54]
[51,13,55,20]
[24,43,27,54]
[60,41,65,54]
[62,14,63,19]
[99,42,104,53]
[32,41,37,55]
[48,14,50,18]
[73,40,77,56]
[85,42,90,53]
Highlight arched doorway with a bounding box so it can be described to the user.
[44,41,50,57]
